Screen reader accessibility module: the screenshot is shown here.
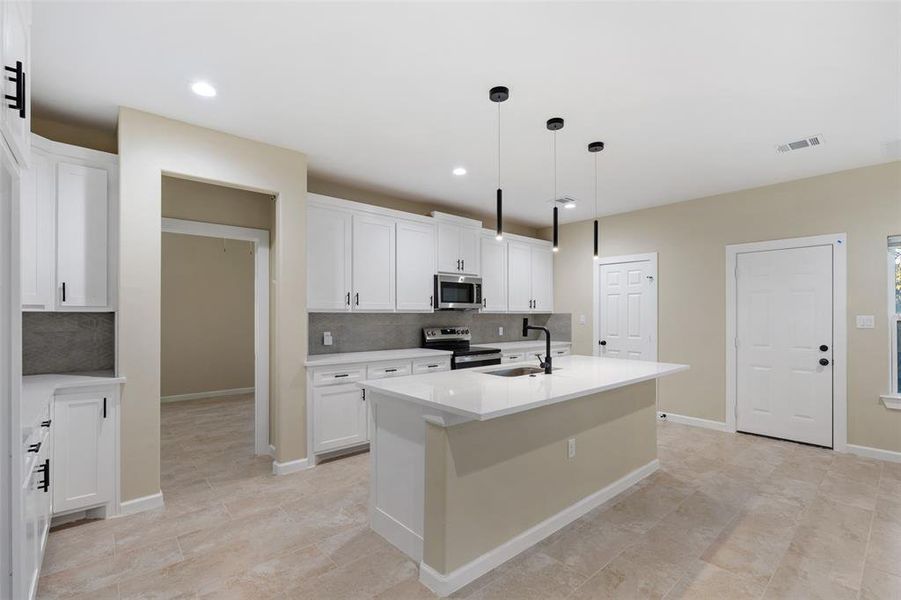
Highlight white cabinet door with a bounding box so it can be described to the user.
[313,383,367,453]
[0,1,30,167]
[56,162,109,308]
[352,214,395,311]
[530,246,554,313]
[436,222,460,273]
[396,220,435,312]
[307,205,352,311]
[52,392,115,514]
[20,151,51,309]
[507,241,532,312]
[480,235,507,312]
[458,226,481,275]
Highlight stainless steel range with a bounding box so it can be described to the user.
[422,327,501,370]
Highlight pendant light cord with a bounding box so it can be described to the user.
[553,130,557,201]
[497,102,501,189]
[594,152,598,218]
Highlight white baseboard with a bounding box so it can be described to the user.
[272,457,311,475]
[847,444,901,464]
[161,387,254,403]
[419,459,659,597]
[657,411,729,432]
[118,491,164,516]
[373,507,423,561]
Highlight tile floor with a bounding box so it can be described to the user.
[37,394,901,599]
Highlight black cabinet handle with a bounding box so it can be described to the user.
[427,364,439,368]
[430,295,433,307]
[361,389,366,402]
[41,419,51,428]
[102,397,107,419]
[61,281,66,302]
[4,60,25,119]
[819,358,830,366]
[334,373,349,378]
[346,292,350,306]
[28,441,41,453]
[38,459,50,492]
[385,368,397,373]
[599,340,607,346]
[819,344,829,352]
[461,259,465,271]
[355,292,359,306]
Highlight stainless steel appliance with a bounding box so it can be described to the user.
[433,274,482,310]
[422,327,501,370]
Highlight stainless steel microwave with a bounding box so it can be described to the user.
[434,274,482,310]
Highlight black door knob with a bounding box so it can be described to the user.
[599,340,607,346]
[819,358,830,366]
[819,344,829,352]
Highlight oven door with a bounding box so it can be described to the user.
[435,275,482,310]
[453,353,502,370]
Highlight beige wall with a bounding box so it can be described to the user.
[162,176,274,230]
[549,161,901,453]
[32,113,118,154]
[118,108,307,502]
[161,234,254,397]
[423,380,657,574]
[309,176,541,238]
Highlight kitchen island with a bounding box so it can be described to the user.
[359,354,688,596]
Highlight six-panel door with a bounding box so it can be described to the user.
[598,260,655,359]
[52,392,115,514]
[313,383,368,453]
[56,162,109,308]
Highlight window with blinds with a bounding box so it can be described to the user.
[890,236,901,394]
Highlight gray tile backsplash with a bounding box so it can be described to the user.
[23,312,115,375]
[309,312,571,355]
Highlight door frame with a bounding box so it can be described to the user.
[592,252,658,360]
[725,233,847,451]
[161,218,270,456]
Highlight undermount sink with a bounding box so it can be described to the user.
[485,366,558,377]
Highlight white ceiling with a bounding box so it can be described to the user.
[32,1,901,227]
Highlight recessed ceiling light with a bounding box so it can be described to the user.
[563,201,576,209]
[452,167,467,176]
[191,81,217,98]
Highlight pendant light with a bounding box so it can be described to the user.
[490,86,509,240]
[547,117,564,252]
[588,141,605,260]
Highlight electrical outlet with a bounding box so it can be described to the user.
[323,331,333,346]
[567,438,576,459]
[498,326,504,336]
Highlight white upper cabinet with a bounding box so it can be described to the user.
[506,239,554,313]
[0,1,31,167]
[436,221,481,275]
[20,151,51,309]
[507,241,532,312]
[480,234,507,312]
[530,245,554,313]
[352,213,395,311]
[21,136,118,311]
[56,162,109,308]
[396,219,435,312]
[307,204,352,311]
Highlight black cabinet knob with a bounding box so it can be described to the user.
[819,358,830,366]
[599,340,607,346]
[819,344,829,352]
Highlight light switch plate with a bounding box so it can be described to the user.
[323,331,333,345]
[856,315,875,329]
[498,326,504,336]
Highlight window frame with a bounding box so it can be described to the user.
[889,242,901,396]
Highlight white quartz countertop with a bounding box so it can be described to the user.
[480,340,572,352]
[305,348,452,367]
[359,355,688,421]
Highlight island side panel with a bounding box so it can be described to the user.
[423,379,657,576]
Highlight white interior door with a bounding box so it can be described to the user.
[597,258,656,359]
[736,245,833,447]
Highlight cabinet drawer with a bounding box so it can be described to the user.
[552,347,571,357]
[312,366,366,387]
[367,361,412,380]
[412,357,451,374]
[502,353,527,363]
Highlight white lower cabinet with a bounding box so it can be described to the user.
[312,382,368,453]
[52,389,116,515]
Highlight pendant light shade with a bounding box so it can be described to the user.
[588,141,605,260]
[547,117,564,252]
[490,86,509,241]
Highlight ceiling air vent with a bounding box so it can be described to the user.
[776,134,824,153]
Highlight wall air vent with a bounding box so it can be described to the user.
[776,134,824,153]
